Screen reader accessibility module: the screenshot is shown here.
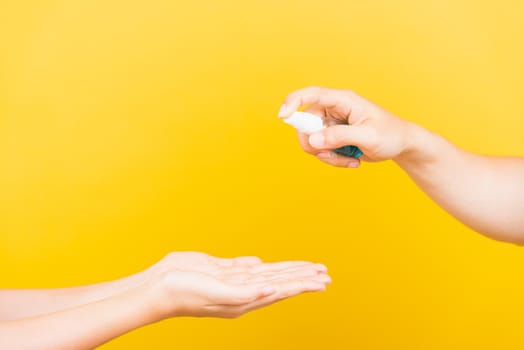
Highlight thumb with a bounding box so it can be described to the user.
[213,283,276,305]
[308,124,372,150]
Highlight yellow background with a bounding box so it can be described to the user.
[2,0,524,348]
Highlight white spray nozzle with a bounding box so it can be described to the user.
[283,111,326,134]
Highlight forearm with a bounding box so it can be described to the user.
[0,284,159,350]
[395,123,524,243]
[0,271,148,321]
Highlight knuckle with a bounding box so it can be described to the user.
[287,87,314,102]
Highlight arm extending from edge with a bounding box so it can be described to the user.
[280,86,524,243]
[0,252,331,349]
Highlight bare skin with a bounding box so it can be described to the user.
[279,86,524,243]
[0,252,330,349]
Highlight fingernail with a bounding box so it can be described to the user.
[309,133,325,148]
[316,152,331,159]
[315,264,328,272]
[347,161,360,168]
[278,104,287,118]
[321,275,332,284]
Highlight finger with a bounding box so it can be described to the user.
[232,256,263,267]
[267,271,331,284]
[273,278,329,299]
[279,86,353,119]
[248,261,322,274]
[295,106,355,156]
[209,277,330,316]
[212,283,276,306]
[316,151,361,168]
[257,263,327,276]
[309,124,373,150]
[261,272,331,286]
[220,262,324,281]
[212,256,262,268]
[297,131,320,155]
[248,268,330,284]
[304,102,349,126]
[224,264,327,284]
[243,278,329,312]
[220,261,324,280]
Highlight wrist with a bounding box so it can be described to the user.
[119,274,172,325]
[124,282,163,326]
[141,272,186,320]
[394,121,438,169]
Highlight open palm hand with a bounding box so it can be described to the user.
[147,252,330,318]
